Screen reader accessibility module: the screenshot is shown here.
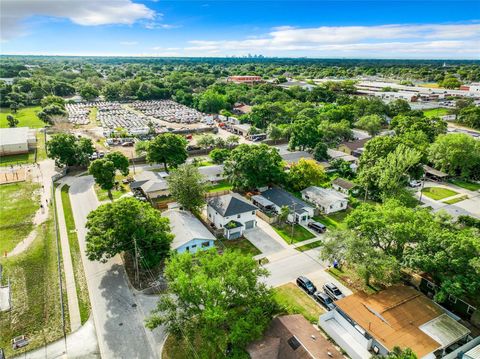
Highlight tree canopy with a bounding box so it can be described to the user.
[146,249,277,357]
[146,133,188,172]
[287,158,326,192]
[85,197,173,268]
[167,164,207,213]
[46,133,94,167]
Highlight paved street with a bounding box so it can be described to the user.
[66,175,164,359]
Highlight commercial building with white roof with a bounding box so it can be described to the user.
[0,127,37,156]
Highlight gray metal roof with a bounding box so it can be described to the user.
[208,193,257,217]
[260,187,312,211]
[0,127,34,146]
[162,209,215,249]
[198,164,225,182]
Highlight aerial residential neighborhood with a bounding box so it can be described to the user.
[1,1,480,359]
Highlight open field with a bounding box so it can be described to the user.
[0,181,40,254]
[0,212,68,357]
[273,283,325,323]
[60,185,91,324]
[218,237,261,257]
[421,186,458,200]
[418,83,440,89]
[273,223,315,244]
[449,179,480,191]
[0,107,45,128]
[423,108,449,118]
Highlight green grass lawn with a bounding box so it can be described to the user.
[449,179,480,191]
[421,187,458,201]
[296,240,322,252]
[443,195,468,205]
[273,223,315,244]
[218,237,261,257]
[423,108,449,118]
[273,283,325,323]
[0,106,45,128]
[89,107,98,124]
[207,180,233,193]
[313,209,351,230]
[60,185,91,324]
[327,267,381,295]
[0,181,41,254]
[0,212,68,358]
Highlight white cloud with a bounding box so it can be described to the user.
[185,23,480,58]
[1,0,156,40]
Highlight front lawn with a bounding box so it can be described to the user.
[273,224,315,244]
[218,238,261,257]
[449,179,480,191]
[94,173,131,201]
[0,213,68,357]
[60,185,91,324]
[421,187,458,200]
[207,180,233,193]
[0,181,40,254]
[273,283,325,323]
[327,266,381,295]
[0,106,45,128]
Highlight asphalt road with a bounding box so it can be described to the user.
[67,175,161,359]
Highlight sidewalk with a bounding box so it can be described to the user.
[55,182,82,331]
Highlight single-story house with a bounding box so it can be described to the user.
[207,193,258,239]
[130,170,169,199]
[163,209,216,254]
[258,187,314,224]
[231,123,252,137]
[198,164,225,183]
[301,186,348,214]
[248,314,343,359]
[337,138,369,157]
[319,285,471,359]
[332,178,358,195]
[327,148,358,172]
[0,127,37,156]
[281,151,315,168]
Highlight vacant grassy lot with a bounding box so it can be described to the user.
[218,237,261,257]
[273,224,315,244]
[207,180,233,193]
[327,267,381,295]
[421,187,458,200]
[313,209,351,230]
[443,195,468,205]
[0,213,68,357]
[450,179,480,191]
[273,283,324,323]
[423,108,449,118]
[0,106,45,128]
[418,83,440,89]
[0,181,40,254]
[61,185,90,324]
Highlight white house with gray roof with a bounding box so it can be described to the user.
[207,193,258,239]
[301,186,348,214]
[258,187,314,224]
[163,209,216,254]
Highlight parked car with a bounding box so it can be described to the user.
[296,276,317,295]
[90,152,98,160]
[308,221,327,233]
[409,180,422,188]
[11,335,29,350]
[313,291,336,310]
[323,283,345,301]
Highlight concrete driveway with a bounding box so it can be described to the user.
[244,227,285,256]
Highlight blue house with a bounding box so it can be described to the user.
[163,209,216,254]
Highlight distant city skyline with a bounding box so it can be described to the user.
[1,0,479,59]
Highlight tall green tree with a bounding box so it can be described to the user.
[47,133,94,167]
[146,133,188,172]
[167,164,207,213]
[224,144,284,191]
[355,114,384,136]
[105,151,130,176]
[146,250,277,358]
[86,197,173,269]
[287,158,326,191]
[390,115,447,142]
[6,114,18,127]
[89,159,116,198]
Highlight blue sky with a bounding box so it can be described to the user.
[1,0,479,59]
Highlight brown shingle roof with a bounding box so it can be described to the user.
[332,177,356,190]
[335,285,446,357]
[339,138,369,151]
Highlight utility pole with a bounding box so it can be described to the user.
[133,237,140,286]
[290,201,297,244]
[419,173,426,203]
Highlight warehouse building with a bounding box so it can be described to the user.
[0,127,37,156]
